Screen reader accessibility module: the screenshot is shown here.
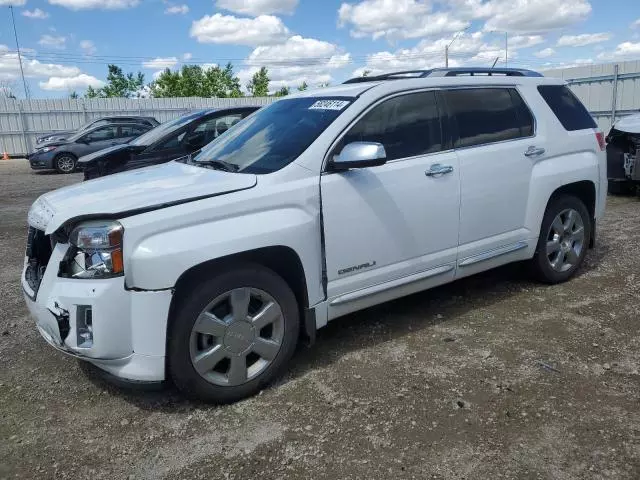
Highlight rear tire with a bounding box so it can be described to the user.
[54,154,77,174]
[168,264,300,403]
[531,195,591,284]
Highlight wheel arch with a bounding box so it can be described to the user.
[544,180,597,247]
[167,245,312,345]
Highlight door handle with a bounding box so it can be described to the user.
[524,146,545,157]
[425,163,454,177]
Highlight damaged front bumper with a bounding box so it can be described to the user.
[22,242,172,383]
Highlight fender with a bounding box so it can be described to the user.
[119,175,325,308]
[525,151,599,236]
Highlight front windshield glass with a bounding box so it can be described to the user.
[193,97,353,174]
[130,111,207,147]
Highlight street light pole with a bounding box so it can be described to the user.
[445,27,470,68]
[9,5,29,99]
[505,32,508,67]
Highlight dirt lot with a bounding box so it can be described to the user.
[1,159,639,480]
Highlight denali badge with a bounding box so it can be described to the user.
[338,261,377,275]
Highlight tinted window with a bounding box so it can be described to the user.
[83,125,117,142]
[119,125,148,137]
[444,88,532,148]
[537,85,596,131]
[341,91,443,161]
[194,98,352,174]
[131,111,206,147]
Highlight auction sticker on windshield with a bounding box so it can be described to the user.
[309,100,350,111]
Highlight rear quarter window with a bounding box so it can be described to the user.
[537,85,596,131]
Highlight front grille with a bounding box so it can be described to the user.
[25,226,53,297]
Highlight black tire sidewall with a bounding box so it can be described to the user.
[168,264,300,403]
[55,154,76,174]
[533,195,592,284]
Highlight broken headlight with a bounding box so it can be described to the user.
[60,221,124,279]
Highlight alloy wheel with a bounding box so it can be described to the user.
[56,156,75,173]
[545,208,585,273]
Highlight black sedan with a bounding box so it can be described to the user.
[79,107,260,180]
[29,122,154,174]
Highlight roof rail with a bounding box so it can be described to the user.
[343,67,543,84]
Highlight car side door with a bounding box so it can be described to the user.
[441,87,538,277]
[74,125,120,156]
[320,90,461,320]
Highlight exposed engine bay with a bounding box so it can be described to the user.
[606,114,640,191]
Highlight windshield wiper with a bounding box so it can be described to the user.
[197,159,239,172]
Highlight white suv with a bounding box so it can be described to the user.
[23,68,607,403]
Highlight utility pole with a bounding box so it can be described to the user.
[9,5,29,100]
[445,27,469,68]
[505,32,508,67]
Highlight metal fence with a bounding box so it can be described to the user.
[544,60,640,131]
[0,96,275,156]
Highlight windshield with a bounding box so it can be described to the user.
[193,97,353,174]
[130,111,207,147]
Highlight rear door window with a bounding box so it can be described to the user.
[341,90,443,160]
[537,85,596,131]
[443,88,534,148]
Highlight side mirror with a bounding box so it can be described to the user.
[332,142,387,171]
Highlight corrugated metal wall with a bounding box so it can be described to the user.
[0,96,275,156]
[544,60,640,131]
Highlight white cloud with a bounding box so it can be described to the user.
[80,40,96,55]
[46,0,139,10]
[0,0,26,5]
[509,35,544,49]
[183,52,193,61]
[165,4,189,14]
[480,0,592,33]
[38,34,67,49]
[22,8,50,19]
[632,18,640,28]
[534,47,555,58]
[238,35,350,91]
[351,31,531,76]
[557,33,611,47]
[142,57,179,69]
[339,0,592,40]
[338,0,468,41]
[216,0,298,15]
[0,47,82,82]
[598,41,640,60]
[39,74,105,91]
[190,14,290,46]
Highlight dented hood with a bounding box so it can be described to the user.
[28,161,257,234]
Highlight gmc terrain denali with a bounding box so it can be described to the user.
[23,69,607,403]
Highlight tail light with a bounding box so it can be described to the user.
[595,131,606,151]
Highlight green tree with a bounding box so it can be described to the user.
[85,64,145,98]
[150,62,242,98]
[69,91,79,99]
[362,70,371,77]
[274,86,290,97]
[247,67,269,97]
[297,81,308,91]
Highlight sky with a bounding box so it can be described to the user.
[0,0,639,98]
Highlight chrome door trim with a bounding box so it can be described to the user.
[329,264,455,306]
[458,241,529,267]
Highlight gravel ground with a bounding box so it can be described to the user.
[1,159,640,480]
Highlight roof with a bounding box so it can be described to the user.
[343,68,543,84]
[613,113,640,134]
[288,74,565,101]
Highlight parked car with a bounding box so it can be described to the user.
[79,107,260,180]
[23,68,607,403]
[605,113,640,194]
[28,122,153,174]
[35,116,159,145]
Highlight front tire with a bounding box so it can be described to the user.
[54,153,77,174]
[531,195,591,284]
[168,264,300,403]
